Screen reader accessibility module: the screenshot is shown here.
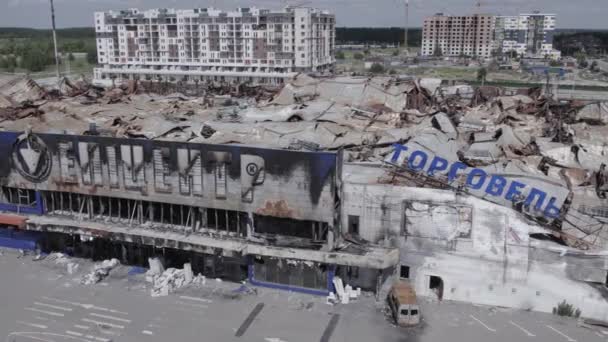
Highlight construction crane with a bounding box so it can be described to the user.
[404,0,409,54]
[49,0,60,85]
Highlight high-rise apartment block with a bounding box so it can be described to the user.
[421,13,496,58]
[421,12,560,59]
[495,13,560,59]
[93,7,335,85]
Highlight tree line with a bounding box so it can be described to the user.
[554,31,608,56]
[0,27,96,72]
[336,27,422,47]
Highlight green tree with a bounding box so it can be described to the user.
[392,50,399,56]
[20,43,51,72]
[353,53,364,60]
[335,51,345,60]
[68,52,75,62]
[86,45,97,64]
[369,63,385,74]
[0,57,7,69]
[5,55,17,72]
[477,67,488,84]
[389,69,397,75]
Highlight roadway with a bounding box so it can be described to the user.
[0,249,605,342]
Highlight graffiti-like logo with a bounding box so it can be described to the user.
[246,162,259,176]
[12,133,52,183]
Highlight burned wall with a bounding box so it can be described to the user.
[0,131,338,224]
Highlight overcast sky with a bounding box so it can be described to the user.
[2,0,608,29]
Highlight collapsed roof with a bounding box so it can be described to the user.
[2,74,608,250]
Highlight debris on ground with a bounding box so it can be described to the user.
[149,263,205,297]
[328,276,360,305]
[80,258,120,285]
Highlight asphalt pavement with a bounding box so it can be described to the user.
[0,249,605,342]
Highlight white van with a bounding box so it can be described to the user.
[387,280,421,327]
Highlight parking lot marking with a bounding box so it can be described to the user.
[235,303,265,337]
[34,302,73,312]
[179,295,213,303]
[42,296,128,315]
[320,314,340,342]
[142,330,154,335]
[509,321,535,337]
[74,325,90,330]
[175,300,209,309]
[25,307,65,317]
[469,314,496,332]
[17,321,47,329]
[89,312,132,323]
[81,318,125,330]
[547,325,577,342]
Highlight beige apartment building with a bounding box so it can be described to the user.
[421,13,496,58]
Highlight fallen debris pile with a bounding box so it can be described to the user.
[146,259,205,297]
[80,258,120,285]
[327,276,361,305]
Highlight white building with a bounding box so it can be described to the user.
[495,12,561,59]
[93,7,335,86]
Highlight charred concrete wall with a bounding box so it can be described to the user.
[0,132,339,241]
[342,163,608,320]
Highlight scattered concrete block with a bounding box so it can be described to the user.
[333,276,345,301]
[67,262,78,275]
[148,257,164,275]
[326,292,337,305]
[183,263,193,284]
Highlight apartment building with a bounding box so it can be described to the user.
[93,7,335,86]
[421,13,496,58]
[495,13,560,59]
[421,12,561,60]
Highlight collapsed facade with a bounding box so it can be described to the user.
[1,73,608,320]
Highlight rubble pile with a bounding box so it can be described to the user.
[3,73,608,249]
[80,258,120,285]
[328,276,361,305]
[146,258,205,297]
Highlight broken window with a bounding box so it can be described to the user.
[348,215,359,236]
[253,256,327,290]
[40,191,236,233]
[0,187,36,206]
[400,265,410,279]
[253,214,327,240]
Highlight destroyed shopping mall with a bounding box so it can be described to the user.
[2,74,608,320]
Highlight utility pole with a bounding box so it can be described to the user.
[49,0,60,84]
[403,0,409,55]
